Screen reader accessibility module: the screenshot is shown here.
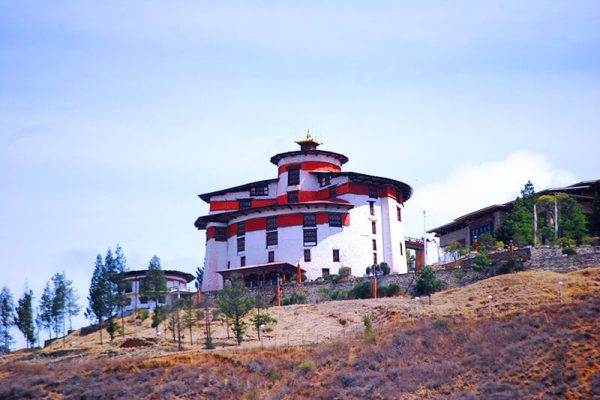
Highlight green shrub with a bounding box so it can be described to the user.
[562,247,577,256]
[453,268,466,281]
[329,288,350,301]
[381,283,401,297]
[432,318,449,330]
[267,370,281,383]
[338,266,352,282]
[135,309,149,322]
[555,237,576,247]
[281,292,306,306]
[472,250,490,272]
[298,360,315,373]
[582,236,598,246]
[350,281,373,299]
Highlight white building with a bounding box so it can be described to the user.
[122,270,195,313]
[195,135,413,291]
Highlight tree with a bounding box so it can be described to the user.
[0,287,15,354]
[558,195,588,243]
[39,282,54,339]
[87,254,109,344]
[497,181,536,247]
[65,278,81,332]
[151,305,166,335]
[413,266,443,305]
[252,312,277,341]
[195,266,204,302]
[181,298,196,347]
[15,289,36,348]
[51,273,68,340]
[216,283,254,345]
[112,244,129,337]
[140,255,167,309]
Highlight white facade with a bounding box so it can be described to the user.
[196,136,413,291]
[122,270,194,313]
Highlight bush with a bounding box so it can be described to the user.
[562,247,577,256]
[282,292,306,306]
[329,288,350,301]
[472,250,490,272]
[298,360,315,373]
[555,237,576,247]
[338,267,352,282]
[380,283,401,297]
[582,236,598,246]
[135,309,149,322]
[453,268,466,281]
[350,281,373,299]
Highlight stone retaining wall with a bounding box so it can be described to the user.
[200,245,600,306]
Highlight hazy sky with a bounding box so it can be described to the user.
[1,1,599,347]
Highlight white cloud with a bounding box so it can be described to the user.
[405,149,576,237]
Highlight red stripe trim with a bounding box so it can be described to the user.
[278,161,341,174]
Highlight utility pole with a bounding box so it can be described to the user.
[423,210,427,265]
[554,194,559,240]
[533,202,538,247]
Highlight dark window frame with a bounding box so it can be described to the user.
[328,213,342,227]
[303,228,317,246]
[287,190,299,203]
[287,166,300,186]
[266,231,278,247]
[304,249,311,262]
[332,249,340,262]
[369,201,375,216]
[250,186,269,196]
[237,221,246,237]
[268,251,275,263]
[238,198,252,210]
[321,268,330,277]
[397,206,402,222]
[237,236,245,253]
[319,175,331,187]
[368,185,378,198]
[373,252,378,264]
[266,216,278,231]
[240,256,246,267]
[372,239,377,251]
[372,221,377,234]
[215,227,227,242]
[303,213,317,227]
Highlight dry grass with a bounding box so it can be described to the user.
[1,267,599,399]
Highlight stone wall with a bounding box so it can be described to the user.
[200,245,600,306]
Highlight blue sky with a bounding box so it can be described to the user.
[1,1,599,348]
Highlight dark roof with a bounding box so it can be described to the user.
[428,204,511,235]
[195,200,354,229]
[270,149,349,165]
[216,262,304,277]
[199,179,278,203]
[313,171,413,202]
[123,270,195,283]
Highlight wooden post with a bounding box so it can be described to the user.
[373,275,378,299]
[297,263,302,284]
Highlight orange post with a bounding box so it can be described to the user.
[196,291,201,303]
[276,284,281,306]
[297,263,302,284]
[372,276,378,299]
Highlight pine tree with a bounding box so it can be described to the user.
[15,289,36,348]
[113,244,129,337]
[0,287,15,354]
[414,266,443,305]
[216,283,254,345]
[589,185,600,237]
[558,196,588,243]
[51,273,68,339]
[87,254,109,344]
[65,278,81,332]
[140,255,167,309]
[497,182,536,246]
[39,282,54,339]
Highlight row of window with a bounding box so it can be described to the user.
[303,248,340,262]
[236,228,317,252]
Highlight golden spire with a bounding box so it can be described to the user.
[295,130,323,150]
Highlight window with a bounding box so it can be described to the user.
[332,249,340,262]
[268,251,275,263]
[239,198,252,210]
[372,239,377,251]
[287,191,299,203]
[329,186,337,198]
[303,229,317,246]
[373,252,378,264]
[237,237,245,253]
[372,221,377,234]
[237,221,245,237]
[250,186,269,196]
[240,256,246,267]
[287,166,300,185]
[397,206,402,222]
[319,175,331,187]
[321,268,330,277]
[158,296,166,304]
[369,201,375,216]
[400,243,404,256]
[266,231,278,246]
[303,213,316,227]
[304,249,311,262]
[369,185,377,198]
[126,297,132,306]
[328,213,342,227]
[140,296,148,305]
[266,216,277,231]
[215,227,227,242]
[125,281,133,293]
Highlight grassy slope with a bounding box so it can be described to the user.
[1,268,599,399]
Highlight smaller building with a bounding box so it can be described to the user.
[122,270,195,313]
[429,179,599,249]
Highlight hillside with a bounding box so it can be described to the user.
[1,268,599,399]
